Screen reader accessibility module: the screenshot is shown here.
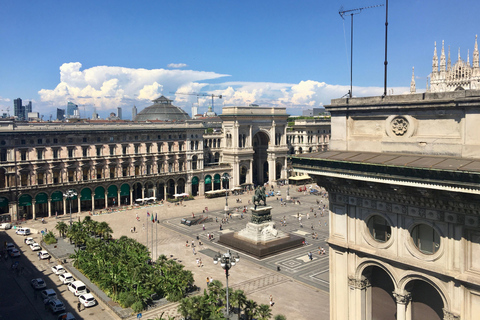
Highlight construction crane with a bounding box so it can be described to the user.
[339,3,384,98]
[172,92,223,114]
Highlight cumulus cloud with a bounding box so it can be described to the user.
[37,62,409,118]
[168,63,187,68]
[39,62,229,110]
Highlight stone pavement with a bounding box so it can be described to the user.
[15,184,330,320]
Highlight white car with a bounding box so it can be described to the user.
[0,222,12,230]
[78,293,96,307]
[67,281,87,296]
[15,227,31,236]
[41,288,57,303]
[47,299,65,313]
[51,265,66,275]
[30,243,42,251]
[25,237,35,245]
[58,273,74,284]
[9,248,21,257]
[31,278,47,290]
[38,251,50,260]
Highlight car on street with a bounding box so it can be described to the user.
[41,288,57,303]
[57,312,76,320]
[30,278,47,290]
[47,299,65,313]
[78,293,96,307]
[38,251,50,260]
[25,237,35,245]
[51,265,66,275]
[30,243,42,251]
[15,227,31,236]
[67,280,87,296]
[6,242,15,252]
[9,248,21,257]
[59,273,74,284]
[0,222,12,230]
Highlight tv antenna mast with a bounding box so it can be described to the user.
[339,3,384,98]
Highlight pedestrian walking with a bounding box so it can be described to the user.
[192,247,196,255]
[207,277,210,285]
[133,226,136,232]
[308,251,313,261]
[77,302,82,312]
[269,294,274,306]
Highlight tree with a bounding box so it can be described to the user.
[256,304,272,320]
[274,315,287,320]
[244,299,258,320]
[230,289,247,314]
[55,221,68,238]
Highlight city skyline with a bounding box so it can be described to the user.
[1,0,478,119]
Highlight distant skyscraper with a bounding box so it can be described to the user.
[132,105,137,120]
[14,98,23,120]
[66,102,78,118]
[56,108,65,121]
[25,101,32,114]
[117,107,122,120]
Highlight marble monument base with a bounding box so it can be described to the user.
[218,206,304,258]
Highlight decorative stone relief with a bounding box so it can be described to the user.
[391,116,409,136]
[443,309,460,320]
[393,292,412,305]
[348,277,370,289]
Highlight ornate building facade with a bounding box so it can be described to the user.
[419,36,480,93]
[0,97,331,222]
[286,118,330,155]
[292,90,480,319]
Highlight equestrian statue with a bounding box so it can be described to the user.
[252,186,267,208]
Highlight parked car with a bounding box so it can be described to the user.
[0,222,11,230]
[30,243,42,251]
[51,265,66,275]
[6,242,15,252]
[31,278,47,290]
[47,299,65,313]
[25,237,35,245]
[9,248,21,257]
[38,251,50,260]
[59,273,74,285]
[15,228,31,236]
[68,281,87,296]
[41,289,57,303]
[57,312,76,320]
[78,293,96,307]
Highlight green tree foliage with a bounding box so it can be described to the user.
[43,231,57,245]
[55,221,68,238]
[256,304,273,320]
[274,315,287,320]
[69,221,194,312]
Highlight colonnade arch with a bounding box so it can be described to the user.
[252,131,269,185]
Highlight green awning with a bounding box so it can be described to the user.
[107,185,118,198]
[192,176,199,185]
[0,197,8,207]
[205,175,212,184]
[214,174,221,183]
[35,193,48,204]
[95,187,105,200]
[51,191,63,202]
[18,194,32,206]
[120,184,130,196]
[80,188,92,201]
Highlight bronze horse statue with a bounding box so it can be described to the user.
[252,186,267,208]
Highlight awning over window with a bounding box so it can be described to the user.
[35,193,48,204]
[120,184,130,196]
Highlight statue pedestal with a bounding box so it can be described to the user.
[218,205,305,258]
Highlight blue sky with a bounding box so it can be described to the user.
[1,0,478,119]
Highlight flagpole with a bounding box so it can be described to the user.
[155,213,158,261]
[151,213,154,260]
[146,212,149,256]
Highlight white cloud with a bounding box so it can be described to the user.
[37,62,409,118]
[168,63,188,68]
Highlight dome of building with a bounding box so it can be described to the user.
[134,96,191,122]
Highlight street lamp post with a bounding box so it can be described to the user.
[222,174,231,217]
[213,250,240,319]
[284,168,292,201]
[63,189,77,226]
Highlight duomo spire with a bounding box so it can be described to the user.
[427,35,480,92]
[410,67,416,93]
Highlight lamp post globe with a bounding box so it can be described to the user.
[63,189,77,226]
[213,249,240,318]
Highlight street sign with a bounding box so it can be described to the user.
[137,313,142,319]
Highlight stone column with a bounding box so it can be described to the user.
[393,291,411,320]
[142,187,145,199]
[91,194,95,212]
[32,199,36,220]
[129,188,133,205]
[104,190,108,208]
[63,198,67,215]
[48,198,52,217]
[77,197,81,214]
[348,277,370,320]
[117,190,121,207]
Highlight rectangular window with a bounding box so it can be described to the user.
[37,138,42,144]
[122,145,127,155]
[68,148,74,158]
[83,137,88,143]
[83,147,88,157]
[21,150,27,161]
[53,138,58,144]
[96,146,102,156]
[110,146,115,156]
[134,145,139,154]
[37,149,43,160]
[21,140,26,145]
[53,149,59,159]
[146,145,151,154]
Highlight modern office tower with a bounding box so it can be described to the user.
[132,105,137,120]
[117,107,122,120]
[14,98,23,120]
[56,108,65,121]
[66,102,78,118]
[24,101,32,115]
